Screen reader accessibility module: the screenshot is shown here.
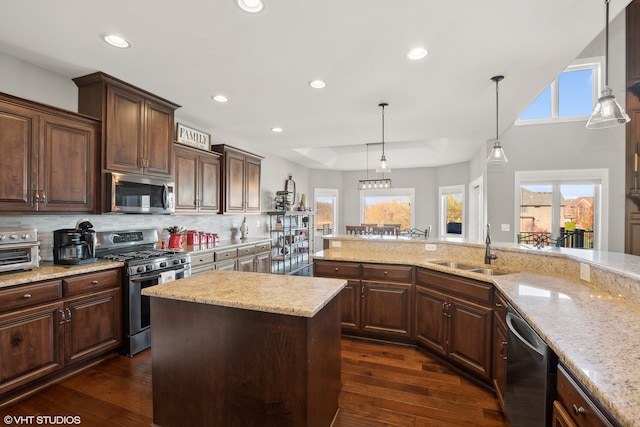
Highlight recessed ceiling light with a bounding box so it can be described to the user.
[212,94,229,103]
[271,127,283,133]
[103,34,130,49]
[309,80,326,89]
[406,47,428,60]
[237,0,263,13]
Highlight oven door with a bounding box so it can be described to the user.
[123,264,190,356]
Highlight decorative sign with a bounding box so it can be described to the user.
[176,123,211,151]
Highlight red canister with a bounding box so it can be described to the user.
[199,232,208,245]
[186,230,199,245]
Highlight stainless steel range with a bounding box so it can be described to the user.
[95,229,191,356]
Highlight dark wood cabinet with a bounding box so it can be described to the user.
[415,268,493,380]
[74,72,180,178]
[0,92,100,213]
[0,269,121,398]
[313,260,414,342]
[174,145,221,213]
[626,0,640,254]
[211,144,262,213]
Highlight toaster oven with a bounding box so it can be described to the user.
[0,228,40,273]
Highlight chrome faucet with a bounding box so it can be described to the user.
[485,224,498,265]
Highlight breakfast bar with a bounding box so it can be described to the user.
[142,270,346,427]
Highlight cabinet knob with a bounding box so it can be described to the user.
[383,271,388,275]
[23,293,32,299]
[495,302,503,307]
[334,267,338,271]
[572,404,586,415]
[92,280,99,285]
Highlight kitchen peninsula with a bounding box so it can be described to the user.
[142,270,346,427]
[314,235,640,427]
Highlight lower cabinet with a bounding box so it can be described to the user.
[189,241,271,275]
[415,268,493,381]
[553,364,618,427]
[313,260,414,342]
[0,269,121,398]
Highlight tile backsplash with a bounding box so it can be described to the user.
[0,214,269,261]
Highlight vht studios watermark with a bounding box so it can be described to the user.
[4,415,81,425]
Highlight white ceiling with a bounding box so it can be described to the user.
[0,0,631,170]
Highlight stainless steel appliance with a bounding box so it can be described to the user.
[504,304,557,427]
[0,228,39,273]
[95,229,190,356]
[107,172,175,214]
[53,221,97,265]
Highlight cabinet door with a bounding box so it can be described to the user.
[64,288,121,365]
[224,150,246,213]
[106,86,145,173]
[0,102,37,211]
[448,295,492,380]
[255,251,271,274]
[199,153,220,212]
[0,301,64,394]
[339,280,361,332]
[215,259,237,271]
[237,255,255,273]
[39,114,99,212]
[144,99,174,176]
[245,156,261,212]
[415,285,448,356]
[174,146,199,211]
[492,317,508,405]
[361,280,412,338]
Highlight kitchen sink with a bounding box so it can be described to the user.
[467,268,509,276]
[430,260,480,270]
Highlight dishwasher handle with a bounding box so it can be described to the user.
[506,311,545,358]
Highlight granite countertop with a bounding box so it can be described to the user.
[494,273,640,427]
[142,270,346,318]
[0,260,124,289]
[314,243,640,427]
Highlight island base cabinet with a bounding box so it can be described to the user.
[361,280,412,339]
[150,296,341,427]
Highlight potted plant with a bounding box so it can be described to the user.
[165,226,185,249]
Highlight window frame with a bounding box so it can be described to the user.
[515,57,603,126]
[514,169,608,251]
[439,185,465,239]
[359,188,415,229]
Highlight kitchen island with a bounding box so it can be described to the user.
[142,270,346,427]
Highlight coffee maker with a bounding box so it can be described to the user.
[53,220,97,265]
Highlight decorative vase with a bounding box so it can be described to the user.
[240,217,248,239]
[168,234,183,249]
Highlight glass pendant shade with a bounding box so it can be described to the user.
[376,154,391,173]
[487,140,508,163]
[586,87,631,129]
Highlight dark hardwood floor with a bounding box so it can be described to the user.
[1,339,509,426]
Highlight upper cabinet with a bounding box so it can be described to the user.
[174,144,221,213]
[211,144,262,214]
[73,72,180,178]
[0,92,100,213]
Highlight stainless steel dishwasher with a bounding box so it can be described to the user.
[504,304,557,427]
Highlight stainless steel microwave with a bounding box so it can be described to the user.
[107,173,175,214]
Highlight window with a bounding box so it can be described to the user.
[439,185,465,237]
[514,169,608,251]
[314,188,338,252]
[360,188,414,230]
[516,57,603,125]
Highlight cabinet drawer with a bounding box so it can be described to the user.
[215,248,238,261]
[494,291,508,323]
[416,268,492,305]
[314,261,361,278]
[362,264,413,282]
[191,252,215,267]
[237,245,256,257]
[0,280,62,312]
[557,365,614,427]
[63,269,121,296]
[256,242,271,253]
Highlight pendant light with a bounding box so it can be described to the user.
[375,102,391,173]
[487,75,508,164]
[586,0,630,129]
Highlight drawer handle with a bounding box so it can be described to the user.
[500,341,508,360]
[60,310,66,324]
[384,271,388,275]
[334,267,338,271]
[92,280,99,285]
[23,293,32,299]
[495,302,503,307]
[572,404,586,415]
